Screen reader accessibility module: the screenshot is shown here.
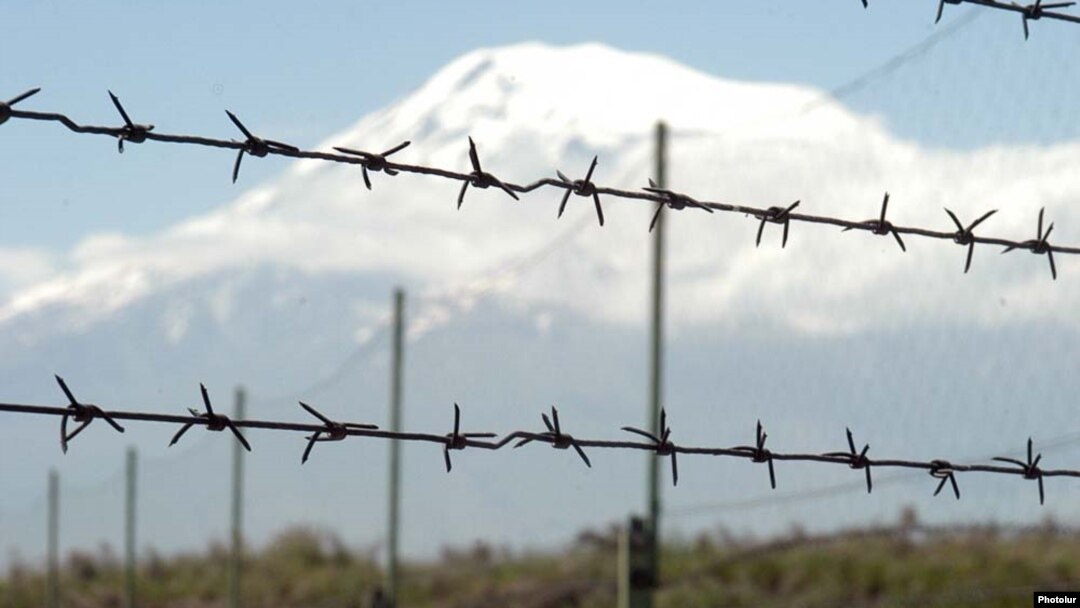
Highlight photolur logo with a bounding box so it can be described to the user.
[1036,592,1080,604]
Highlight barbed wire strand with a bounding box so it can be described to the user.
[1,90,1078,280]
[668,428,1080,516]
[861,0,1080,40]
[3,380,1079,505]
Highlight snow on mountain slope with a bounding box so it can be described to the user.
[2,42,1079,342]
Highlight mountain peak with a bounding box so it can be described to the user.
[339,42,861,155]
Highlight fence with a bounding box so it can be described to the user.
[1,89,1079,281]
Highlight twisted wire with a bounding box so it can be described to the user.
[0,89,1077,279]
[862,0,1080,40]
[2,379,1077,505]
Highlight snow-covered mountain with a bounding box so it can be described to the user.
[6,42,1080,338]
[2,43,1079,564]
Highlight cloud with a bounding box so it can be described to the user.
[0,247,55,293]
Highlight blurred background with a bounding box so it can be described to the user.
[2,1,1080,606]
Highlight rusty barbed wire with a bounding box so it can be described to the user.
[860,0,1080,39]
[2,377,1079,505]
[3,89,1080,280]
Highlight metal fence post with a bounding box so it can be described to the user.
[46,469,59,608]
[125,447,137,608]
[645,120,668,605]
[619,516,654,608]
[387,288,406,606]
[229,387,246,608]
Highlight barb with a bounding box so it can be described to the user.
[643,179,715,233]
[4,384,1080,503]
[54,375,124,454]
[843,192,906,252]
[733,421,777,490]
[622,408,678,486]
[993,437,1045,504]
[225,110,299,183]
[298,401,379,464]
[556,156,605,227]
[1011,0,1080,39]
[944,207,998,273]
[825,428,873,494]
[4,89,1080,277]
[863,0,1080,38]
[333,140,410,190]
[514,406,591,468]
[458,137,519,208]
[169,384,252,452]
[0,87,40,126]
[107,91,154,154]
[443,403,496,472]
[930,459,962,499]
[1002,207,1057,280]
[755,201,801,249]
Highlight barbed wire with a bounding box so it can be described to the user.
[860,0,1080,39]
[669,428,1080,516]
[1,89,1078,280]
[3,377,1079,505]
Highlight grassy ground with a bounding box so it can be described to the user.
[3,510,1078,607]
